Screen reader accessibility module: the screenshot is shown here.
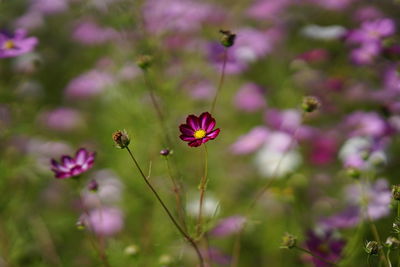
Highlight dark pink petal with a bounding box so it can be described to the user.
[189,139,203,147]
[75,148,88,165]
[180,135,196,142]
[179,124,195,136]
[206,128,220,140]
[61,155,74,167]
[199,112,212,129]
[186,115,200,130]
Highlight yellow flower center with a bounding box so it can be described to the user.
[3,40,15,50]
[193,129,206,139]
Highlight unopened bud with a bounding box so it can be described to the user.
[76,219,86,230]
[365,241,379,255]
[160,149,170,156]
[88,179,99,192]
[112,130,130,149]
[220,30,236,47]
[281,233,297,249]
[393,185,400,201]
[386,236,400,249]
[302,96,320,113]
[124,244,139,256]
[136,55,152,70]
[346,167,361,179]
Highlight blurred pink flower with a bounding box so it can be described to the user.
[72,21,118,45]
[31,0,69,14]
[310,135,338,165]
[210,216,246,238]
[65,69,114,100]
[354,6,383,22]
[38,108,83,132]
[231,126,269,155]
[234,83,266,112]
[0,29,38,58]
[82,207,124,236]
[246,0,290,21]
[142,0,221,34]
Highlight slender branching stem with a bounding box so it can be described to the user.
[125,147,204,267]
[196,144,209,237]
[142,69,172,147]
[294,246,337,266]
[164,156,187,231]
[210,47,228,114]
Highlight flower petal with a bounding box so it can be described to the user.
[179,124,195,136]
[189,139,203,147]
[186,115,200,130]
[206,128,220,140]
[75,148,88,165]
[180,135,196,142]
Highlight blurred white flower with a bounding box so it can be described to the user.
[301,24,346,40]
[187,194,220,218]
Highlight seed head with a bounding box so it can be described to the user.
[302,96,321,113]
[112,130,130,149]
[393,185,400,201]
[88,179,99,192]
[136,55,153,70]
[386,236,400,249]
[281,233,297,249]
[220,30,236,47]
[365,241,379,255]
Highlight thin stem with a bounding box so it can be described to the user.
[230,112,306,267]
[370,221,390,267]
[210,47,228,114]
[142,69,172,147]
[196,144,209,237]
[165,156,187,232]
[387,249,393,267]
[294,246,337,266]
[125,147,204,267]
[368,255,372,267]
[398,202,400,267]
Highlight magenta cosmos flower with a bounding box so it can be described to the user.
[51,148,95,179]
[179,112,220,147]
[0,29,38,58]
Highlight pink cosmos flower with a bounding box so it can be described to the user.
[179,112,220,147]
[0,29,38,58]
[51,148,95,179]
[81,207,124,236]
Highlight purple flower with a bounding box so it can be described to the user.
[305,230,345,267]
[344,111,388,138]
[230,126,269,155]
[208,28,272,74]
[354,6,383,22]
[72,21,118,45]
[309,135,338,165]
[81,207,124,236]
[0,29,38,58]
[246,0,290,21]
[31,0,69,14]
[38,108,83,132]
[346,178,391,220]
[64,69,114,100]
[50,148,95,179]
[348,18,395,44]
[179,112,220,147]
[142,0,221,34]
[234,83,266,112]
[210,216,246,238]
[350,41,380,65]
[319,206,361,230]
[200,247,231,265]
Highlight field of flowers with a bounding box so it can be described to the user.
[2,0,400,266]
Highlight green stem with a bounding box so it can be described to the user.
[165,157,187,232]
[295,246,337,266]
[125,147,204,267]
[387,249,393,267]
[142,69,172,147]
[196,144,209,237]
[210,47,228,114]
[398,202,400,267]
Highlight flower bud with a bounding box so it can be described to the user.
[124,244,139,256]
[346,167,361,179]
[136,55,152,70]
[386,236,400,249]
[88,179,99,192]
[112,130,130,149]
[302,96,320,113]
[220,30,236,47]
[160,149,170,156]
[76,219,86,230]
[365,241,379,255]
[392,185,400,201]
[281,232,297,249]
